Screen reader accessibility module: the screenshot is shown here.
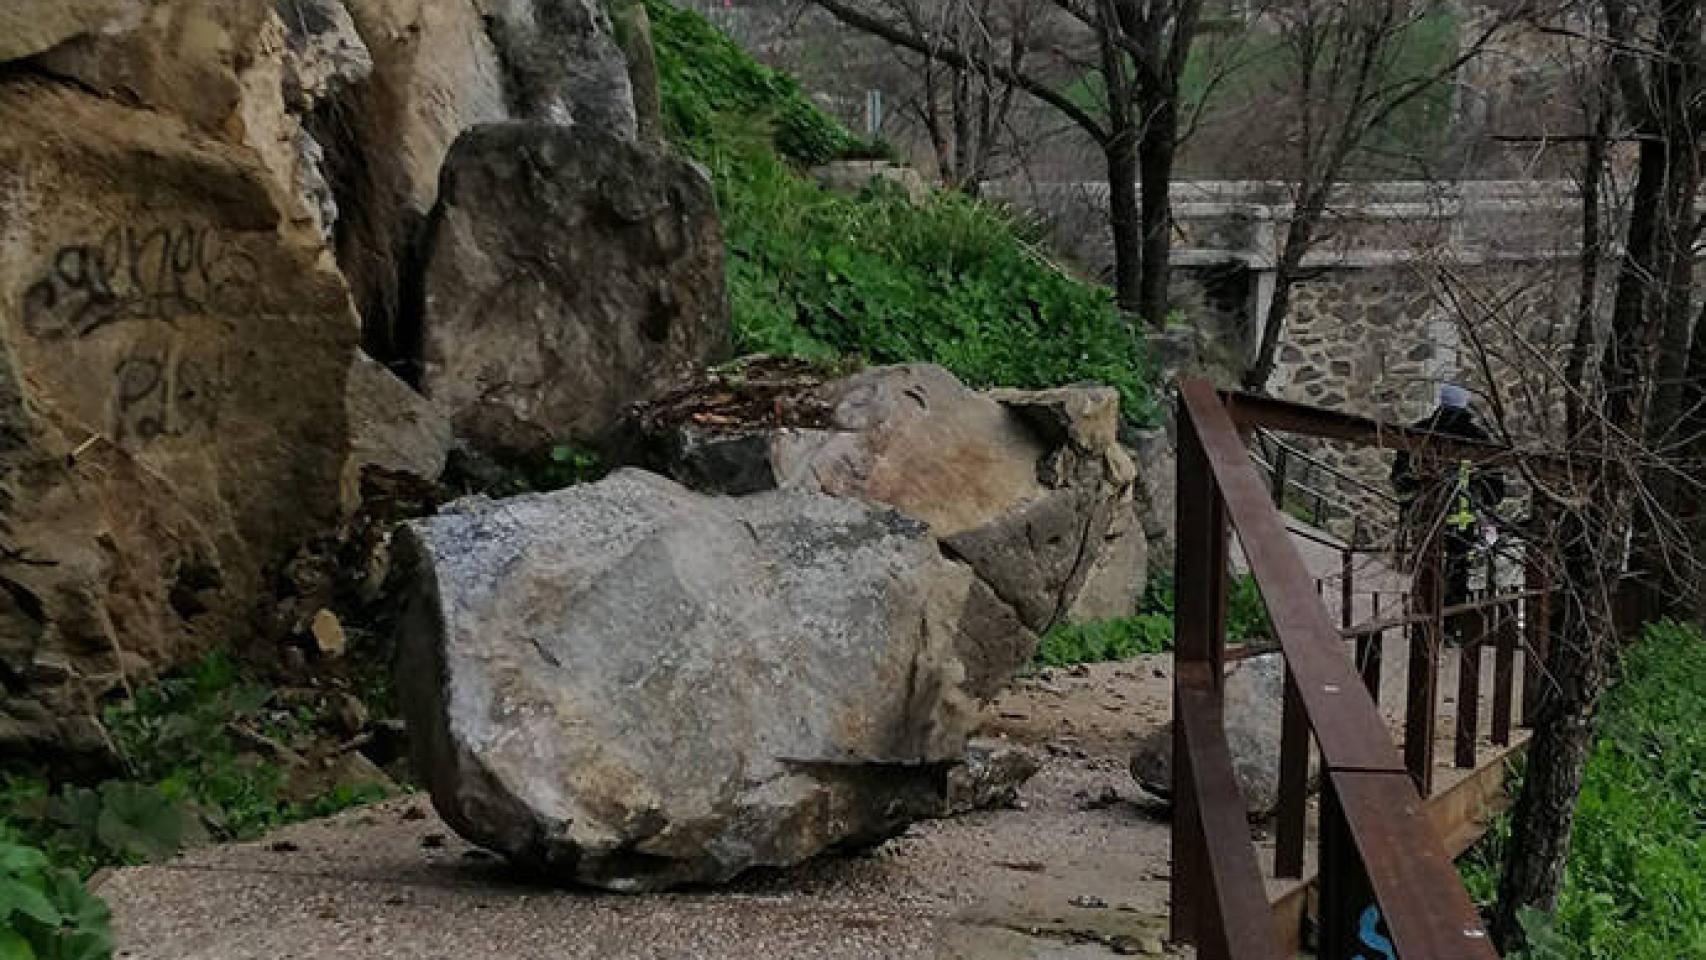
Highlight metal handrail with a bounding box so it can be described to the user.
[1255,427,1402,507]
[1172,380,1500,960]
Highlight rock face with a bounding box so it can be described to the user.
[419,122,729,457]
[1129,654,1317,819]
[0,80,358,757]
[396,470,1035,890]
[0,0,721,757]
[330,0,641,359]
[638,364,1144,632]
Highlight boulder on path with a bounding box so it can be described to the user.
[0,80,358,757]
[633,362,1145,632]
[418,122,728,458]
[1129,654,1318,820]
[395,469,1034,890]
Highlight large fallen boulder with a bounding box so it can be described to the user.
[633,363,1145,631]
[395,469,1035,890]
[418,122,729,457]
[0,79,358,757]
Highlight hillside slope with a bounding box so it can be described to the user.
[645,0,1155,421]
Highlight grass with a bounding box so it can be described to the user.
[1459,619,1706,959]
[645,0,1157,423]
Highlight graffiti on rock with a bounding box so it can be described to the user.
[111,351,223,446]
[20,225,261,341]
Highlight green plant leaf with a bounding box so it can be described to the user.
[0,928,38,960]
[0,879,61,927]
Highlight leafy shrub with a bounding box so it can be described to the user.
[1032,569,1273,667]
[0,834,110,960]
[1034,614,1174,667]
[3,654,392,882]
[1460,620,1706,959]
[645,0,1158,422]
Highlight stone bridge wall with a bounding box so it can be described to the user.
[999,179,1591,537]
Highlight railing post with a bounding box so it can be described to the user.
[1271,442,1290,508]
[1317,776,1376,960]
[1405,533,1442,796]
[1454,608,1482,769]
[1171,397,1229,948]
[1274,674,1309,879]
[1492,600,1517,746]
[1358,594,1383,703]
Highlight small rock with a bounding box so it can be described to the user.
[1077,785,1124,810]
[421,834,446,849]
[399,806,427,822]
[330,692,369,735]
[310,609,347,658]
[1069,894,1109,909]
[1069,664,1091,678]
[269,841,299,853]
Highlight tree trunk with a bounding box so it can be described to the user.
[1490,511,1622,950]
[1105,134,1144,316]
[1137,93,1179,328]
[1565,97,1607,437]
[1242,195,1319,392]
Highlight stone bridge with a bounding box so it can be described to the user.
[1001,179,1583,417]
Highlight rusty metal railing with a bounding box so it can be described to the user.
[1170,380,1508,960]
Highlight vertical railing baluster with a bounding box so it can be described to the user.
[1358,593,1383,703]
[1275,674,1309,879]
[1405,533,1442,796]
[1455,608,1482,769]
[1492,599,1517,746]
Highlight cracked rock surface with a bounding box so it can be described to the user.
[394,469,1036,890]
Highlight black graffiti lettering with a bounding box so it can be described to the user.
[113,353,221,446]
[19,225,260,340]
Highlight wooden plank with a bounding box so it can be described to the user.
[1492,601,1517,746]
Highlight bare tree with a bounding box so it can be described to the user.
[810,0,1206,325]
[879,0,1038,192]
[1471,0,1706,947]
[1242,0,1532,392]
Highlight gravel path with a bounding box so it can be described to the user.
[98,660,1186,960]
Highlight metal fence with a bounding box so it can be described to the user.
[1169,380,1534,959]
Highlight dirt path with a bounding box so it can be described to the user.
[99,659,1187,960]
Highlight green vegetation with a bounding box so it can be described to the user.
[645,0,1156,422]
[1460,620,1706,959]
[1032,570,1275,667]
[3,655,392,881]
[0,834,110,960]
